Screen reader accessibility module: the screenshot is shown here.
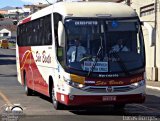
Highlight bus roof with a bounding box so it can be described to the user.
[53,2,137,18]
[19,2,137,24]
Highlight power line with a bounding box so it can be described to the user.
[45,0,52,5]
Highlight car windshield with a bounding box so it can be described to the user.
[64,18,145,74]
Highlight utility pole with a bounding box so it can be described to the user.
[154,0,158,81]
[45,0,52,5]
[16,7,20,22]
[126,0,131,6]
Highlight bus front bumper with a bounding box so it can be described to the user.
[56,93,145,106]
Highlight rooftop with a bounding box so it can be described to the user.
[0,25,17,32]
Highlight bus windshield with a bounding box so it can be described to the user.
[65,18,145,74]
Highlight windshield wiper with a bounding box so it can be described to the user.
[87,36,103,77]
[110,52,130,76]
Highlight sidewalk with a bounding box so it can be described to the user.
[9,46,16,50]
[146,80,160,91]
[8,44,16,50]
[10,48,16,50]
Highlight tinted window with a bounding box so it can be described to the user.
[17,14,52,46]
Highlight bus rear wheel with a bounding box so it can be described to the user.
[51,86,64,110]
[24,74,33,96]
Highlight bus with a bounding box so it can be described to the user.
[17,1,147,110]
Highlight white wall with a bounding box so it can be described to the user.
[0,28,11,37]
[131,0,160,81]
[8,8,31,14]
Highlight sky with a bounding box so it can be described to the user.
[0,0,57,8]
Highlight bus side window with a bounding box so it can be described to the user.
[53,13,64,66]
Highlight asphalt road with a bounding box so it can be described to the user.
[0,48,159,121]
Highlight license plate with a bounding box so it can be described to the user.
[102,96,116,101]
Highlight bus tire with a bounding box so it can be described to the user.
[51,85,63,110]
[114,104,125,110]
[24,73,33,96]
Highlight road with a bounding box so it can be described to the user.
[0,48,159,121]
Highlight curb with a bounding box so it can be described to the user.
[146,85,160,91]
[9,48,16,50]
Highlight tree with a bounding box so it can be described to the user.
[0,14,4,18]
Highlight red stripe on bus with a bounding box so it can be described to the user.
[19,47,49,96]
[22,17,31,24]
[85,73,144,86]
[56,92,145,106]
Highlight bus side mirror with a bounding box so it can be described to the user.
[58,21,65,47]
[142,22,154,47]
[140,21,144,26]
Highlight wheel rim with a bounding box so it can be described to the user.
[24,76,28,93]
[52,88,57,107]
[25,84,27,92]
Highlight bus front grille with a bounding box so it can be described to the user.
[83,85,135,93]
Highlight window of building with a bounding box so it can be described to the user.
[3,33,9,36]
[140,3,155,17]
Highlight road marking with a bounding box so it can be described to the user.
[0,58,16,60]
[146,85,160,91]
[133,104,160,112]
[0,91,12,106]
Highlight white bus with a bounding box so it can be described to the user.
[17,1,146,109]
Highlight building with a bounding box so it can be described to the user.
[4,7,31,21]
[0,10,7,15]
[24,3,49,13]
[0,25,17,42]
[0,18,16,42]
[0,18,13,25]
[130,0,160,82]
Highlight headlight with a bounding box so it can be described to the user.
[131,80,145,88]
[72,82,86,88]
[131,82,139,87]
[63,77,86,89]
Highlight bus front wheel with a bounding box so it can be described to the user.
[24,74,33,96]
[51,86,64,110]
[114,104,125,110]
